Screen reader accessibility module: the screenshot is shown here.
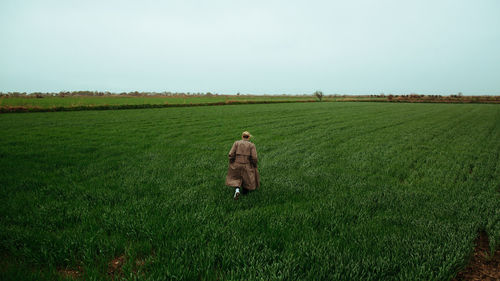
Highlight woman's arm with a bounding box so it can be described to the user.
[250,144,258,166]
[228,141,237,162]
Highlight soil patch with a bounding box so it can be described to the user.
[57,266,83,279]
[108,255,126,280]
[453,231,500,280]
[107,254,148,279]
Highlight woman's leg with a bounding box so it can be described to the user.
[233,187,241,200]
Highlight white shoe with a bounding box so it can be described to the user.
[234,188,240,200]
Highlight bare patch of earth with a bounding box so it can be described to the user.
[57,266,83,279]
[107,254,148,280]
[108,255,126,280]
[453,231,500,281]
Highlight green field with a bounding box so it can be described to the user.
[1,102,500,280]
[0,96,316,109]
[0,96,389,111]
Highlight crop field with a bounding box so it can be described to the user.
[0,96,316,109]
[1,102,500,280]
[0,95,391,112]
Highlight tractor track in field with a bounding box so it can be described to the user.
[453,231,500,281]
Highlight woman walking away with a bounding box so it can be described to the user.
[226,131,260,200]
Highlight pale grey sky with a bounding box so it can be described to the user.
[1,0,499,95]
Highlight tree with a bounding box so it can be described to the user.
[314,90,324,102]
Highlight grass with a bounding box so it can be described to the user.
[0,95,391,113]
[0,96,317,108]
[1,102,500,280]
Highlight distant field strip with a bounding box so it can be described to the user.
[1,102,500,280]
[0,96,316,110]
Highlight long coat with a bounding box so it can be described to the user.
[225,140,260,190]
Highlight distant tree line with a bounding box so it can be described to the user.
[0,91,229,98]
[0,91,316,98]
[0,91,499,103]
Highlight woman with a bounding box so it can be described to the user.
[226,131,260,200]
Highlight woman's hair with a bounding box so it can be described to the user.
[242,131,251,138]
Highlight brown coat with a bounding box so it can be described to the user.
[225,140,260,190]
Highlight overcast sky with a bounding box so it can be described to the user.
[1,0,499,95]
